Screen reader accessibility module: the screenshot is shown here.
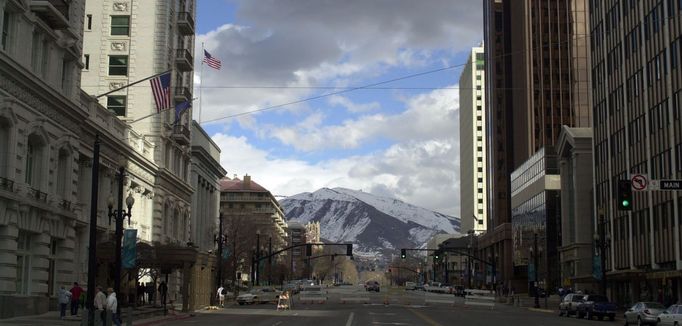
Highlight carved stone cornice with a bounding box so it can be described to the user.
[0,72,79,132]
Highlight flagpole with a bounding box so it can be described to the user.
[95,69,172,99]
[199,42,205,123]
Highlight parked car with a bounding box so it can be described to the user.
[405,282,416,290]
[624,302,667,325]
[365,281,380,292]
[236,288,280,305]
[576,294,617,321]
[657,304,682,326]
[414,283,425,291]
[284,282,300,295]
[559,293,584,317]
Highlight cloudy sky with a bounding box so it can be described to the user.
[193,0,483,217]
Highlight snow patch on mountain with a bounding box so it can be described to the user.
[280,187,461,259]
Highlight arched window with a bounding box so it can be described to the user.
[25,133,46,189]
[56,147,71,195]
[0,116,10,178]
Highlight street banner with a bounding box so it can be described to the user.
[222,248,230,261]
[122,229,137,269]
[528,263,536,281]
[592,254,602,280]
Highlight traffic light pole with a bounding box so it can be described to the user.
[401,247,496,290]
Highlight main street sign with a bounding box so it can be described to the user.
[659,180,682,190]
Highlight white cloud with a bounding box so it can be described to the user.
[266,86,458,152]
[194,0,482,123]
[328,95,380,113]
[212,86,461,216]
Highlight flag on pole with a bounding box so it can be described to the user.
[150,71,171,113]
[174,100,191,125]
[202,50,222,70]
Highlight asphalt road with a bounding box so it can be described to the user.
[164,286,621,326]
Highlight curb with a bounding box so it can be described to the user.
[528,308,556,313]
[134,313,193,326]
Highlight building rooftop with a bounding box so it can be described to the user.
[219,175,268,193]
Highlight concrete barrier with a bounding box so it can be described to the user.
[423,292,455,305]
[464,289,496,310]
[299,295,327,304]
[340,297,370,304]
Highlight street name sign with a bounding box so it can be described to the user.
[659,180,682,190]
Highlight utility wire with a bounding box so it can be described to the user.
[199,34,591,124]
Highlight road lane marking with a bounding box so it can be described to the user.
[408,308,442,326]
[369,312,397,316]
[272,322,283,326]
[346,312,355,326]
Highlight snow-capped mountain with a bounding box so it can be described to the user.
[280,187,460,258]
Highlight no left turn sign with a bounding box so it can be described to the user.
[631,174,648,191]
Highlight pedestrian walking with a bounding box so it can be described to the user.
[106,287,121,326]
[58,286,72,320]
[146,282,155,305]
[94,286,107,322]
[217,285,225,307]
[69,282,83,316]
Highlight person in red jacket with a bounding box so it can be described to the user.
[69,282,83,316]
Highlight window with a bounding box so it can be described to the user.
[16,231,31,295]
[56,148,70,195]
[110,16,130,35]
[47,238,57,296]
[2,11,10,51]
[108,56,128,76]
[0,117,9,177]
[25,133,45,188]
[107,96,126,116]
[86,14,92,30]
[40,40,49,77]
[31,33,40,71]
[84,54,90,70]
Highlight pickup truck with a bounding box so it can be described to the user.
[576,294,617,321]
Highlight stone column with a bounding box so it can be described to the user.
[0,224,18,295]
[30,232,50,296]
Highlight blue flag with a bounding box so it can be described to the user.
[174,101,191,125]
[122,229,137,269]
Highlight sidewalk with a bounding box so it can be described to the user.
[0,305,194,326]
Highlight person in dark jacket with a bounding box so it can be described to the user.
[69,282,83,316]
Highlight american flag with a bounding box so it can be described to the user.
[202,50,222,70]
[149,71,171,113]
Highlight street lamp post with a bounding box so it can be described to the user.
[529,233,542,309]
[215,210,225,294]
[255,231,260,286]
[594,211,610,297]
[250,247,256,287]
[106,166,135,315]
[268,237,272,286]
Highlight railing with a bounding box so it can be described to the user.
[0,177,14,192]
[60,199,72,211]
[174,86,192,101]
[177,12,195,34]
[173,124,190,139]
[28,187,48,202]
[175,49,193,71]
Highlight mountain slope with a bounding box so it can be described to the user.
[280,187,460,257]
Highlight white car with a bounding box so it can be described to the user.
[236,288,280,305]
[658,304,682,326]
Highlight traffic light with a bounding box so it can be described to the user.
[306,244,312,257]
[617,180,632,211]
[346,244,353,256]
[400,249,406,259]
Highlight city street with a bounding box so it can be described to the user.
[163,286,621,326]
